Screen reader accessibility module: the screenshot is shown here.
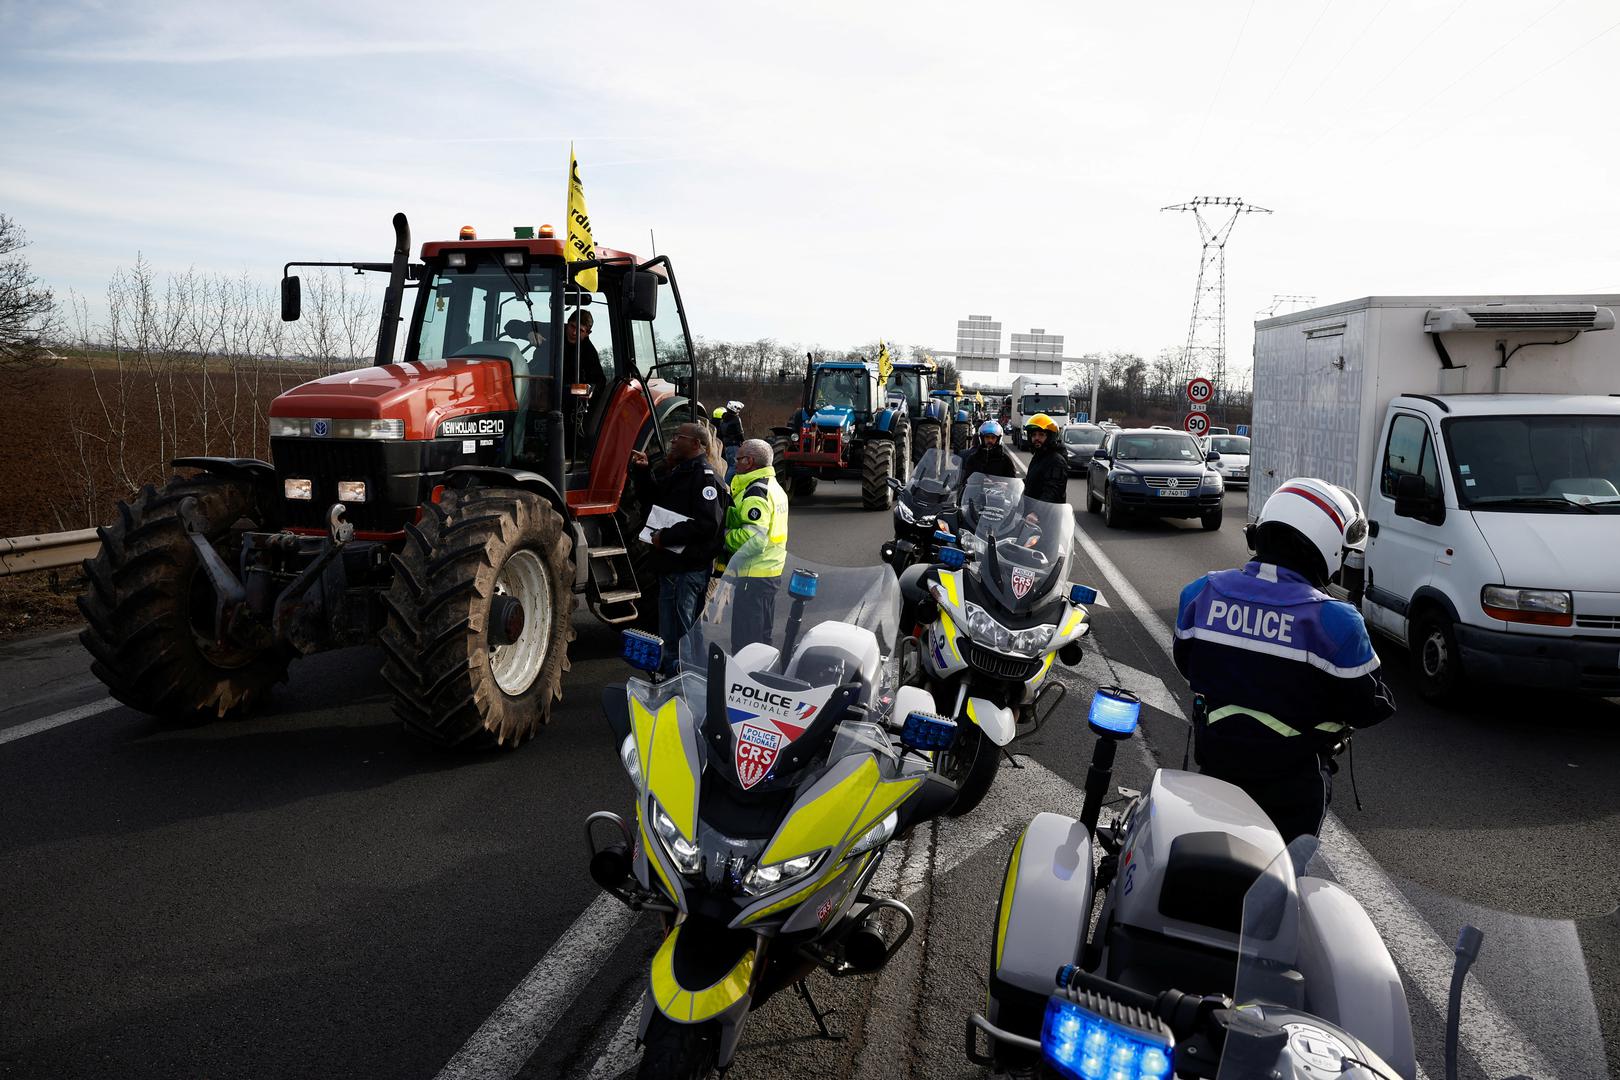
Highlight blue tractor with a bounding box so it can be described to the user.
[770,358,909,509]
[882,359,952,465]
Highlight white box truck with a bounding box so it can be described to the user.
[1009,376,1070,447]
[1251,295,1620,702]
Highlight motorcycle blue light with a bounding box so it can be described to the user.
[1087,686,1141,736]
[620,628,663,674]
[1069,583,1098,605]
[932,528,955,543]
[901,711,957,751]
[1041,996,1172,1080]
[789,569,820,600]
[939,546,966,570]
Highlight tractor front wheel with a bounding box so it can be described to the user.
[912,420,941,463]
[381,484,575,749]
[950,420,972,453]
[861,439,896,511]
[78,472,292,722]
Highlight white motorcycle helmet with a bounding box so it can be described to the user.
[726,399,745,413]
[1246,477,1368,585]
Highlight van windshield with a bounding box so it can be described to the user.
[1445,415,1620,510]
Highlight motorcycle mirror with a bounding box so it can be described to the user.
[621,628,663,674]
[886,477,904,492]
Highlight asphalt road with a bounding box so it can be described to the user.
[1,472,1614,1080]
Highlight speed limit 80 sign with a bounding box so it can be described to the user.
[1186,377,1213,404]
[1184,411,1210,437]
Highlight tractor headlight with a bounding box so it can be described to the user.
[271,417,311,438]
[742,852,822,897]
[284,478,313,501]
[649,800,702,875]
[337,480,367,503]
[895,499,915,524]
[333,418,406,440]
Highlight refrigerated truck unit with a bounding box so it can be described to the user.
[1009,376,1071,446]
[1250,294,1620,700]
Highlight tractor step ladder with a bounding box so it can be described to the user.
[582,517,641,625]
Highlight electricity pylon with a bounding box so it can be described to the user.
[1257,294,1316,317]
[1162,196,1271,399]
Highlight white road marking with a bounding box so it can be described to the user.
[434,894,638,1080]
[1069,513,1553,1080]
[1075,649,1187,722]
[0,696,118,746]
[1317,816,1553,1080]
[584,1009,641,1080]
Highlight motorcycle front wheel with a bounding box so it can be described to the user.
[939,723,1000,816]
[637,1015,720,1080]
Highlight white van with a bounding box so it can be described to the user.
[1251,296,1620,702]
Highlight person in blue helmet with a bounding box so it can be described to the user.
[1173,477,1395,841]
[958,420,1017,491]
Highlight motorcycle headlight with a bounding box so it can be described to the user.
[619,733,643,791]
[964,602,1009,649]
[1010,625,1055,655]
[741,852,823,897]
[895,499,915,524]
[848,812,898,857]
[649,800,702,875]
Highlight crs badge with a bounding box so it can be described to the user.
[1010,567,1037,600]
[734,722,783,790]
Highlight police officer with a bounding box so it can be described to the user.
[720,438,789,651]
[958,420,1018,491]
[628,424,726,673]
[1172,477,1395,841]
[713,401,746,480]
[1022,413,1068,504]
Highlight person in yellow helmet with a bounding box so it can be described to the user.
[1023,412,1068,504]
[719,438,788,650]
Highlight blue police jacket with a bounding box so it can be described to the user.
[1173,561,1394,773]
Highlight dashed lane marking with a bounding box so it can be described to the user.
[0,696,118,746]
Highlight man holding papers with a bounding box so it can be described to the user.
[628,423,726,673]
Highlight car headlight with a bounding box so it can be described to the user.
[895,499,915,524]
[619,733,643,791]
[1113,472,1144,485]
[1203,472,1223,487]
[741,852,823,896]
[1481,586,1574,627]
[649,799,702,875]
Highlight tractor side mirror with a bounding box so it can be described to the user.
[625,271,659,321]
[280,276,302,322]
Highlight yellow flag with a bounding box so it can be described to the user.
[566,143,598,292]
[877,341,893,387]
[956,377,963,396]
[975,390,985,406]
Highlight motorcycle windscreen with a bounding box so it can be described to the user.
[677,557,903,793]
[909,449,963,499]
[960,474,1075,614]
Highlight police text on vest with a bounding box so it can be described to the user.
[1206,600,1295,642]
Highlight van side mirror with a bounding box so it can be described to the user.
[625,271,659,321]
[1393,473,1445,525]
[280,276,302,322]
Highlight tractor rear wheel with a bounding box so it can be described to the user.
[950,420,972,453]
[861,439,896,511]
[381,484,575,749]
[893,424,912,484]
[770,437,795,497]
[78,472,291,722]
[912,419,941,463]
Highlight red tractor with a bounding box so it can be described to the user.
[78,214,699,748]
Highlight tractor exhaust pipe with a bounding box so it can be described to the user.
[374,212,411,366]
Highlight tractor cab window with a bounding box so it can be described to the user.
[813,368,869,413]
[889,371,925,413]
[415,261,561,375]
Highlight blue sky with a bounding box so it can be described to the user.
[2,0,1617,366]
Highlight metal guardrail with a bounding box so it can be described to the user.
[0,529,100,577]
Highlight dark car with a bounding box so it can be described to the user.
[1060,423,1106,474]
[1084,428,1225,530]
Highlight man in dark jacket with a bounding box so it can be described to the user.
[713,403,746,480]
[1173,477,1395,841]
[629,423,727,672]
[958,420,1018,491]
[1022,413,1068,504]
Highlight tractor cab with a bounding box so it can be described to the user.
[886,363,933,421]
[808,362,874,422]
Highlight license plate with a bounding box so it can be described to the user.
[1158,489,1190,498]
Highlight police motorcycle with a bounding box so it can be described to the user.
[880,448,962,572]
[897,473,1093,816]
[971,686,1501,1080]
[584,557,960,1080]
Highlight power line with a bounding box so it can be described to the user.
[1468,15,1620,117]
[1368,0,1571,146]
[1252,0,1337,117]
[1295,0,1398,113]
[1186,0,1259,179]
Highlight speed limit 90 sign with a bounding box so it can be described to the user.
[1184,411,1210,437]
[1186,377,1213,404]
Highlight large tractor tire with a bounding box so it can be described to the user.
[861,439,896,511]
[950,420,972,454]
[770,436,795,497]
[911,419,942,463]
[893,424,912,484]
[381,484,575,749]
[78,472,292,722]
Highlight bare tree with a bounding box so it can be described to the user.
[0,213,61,376]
